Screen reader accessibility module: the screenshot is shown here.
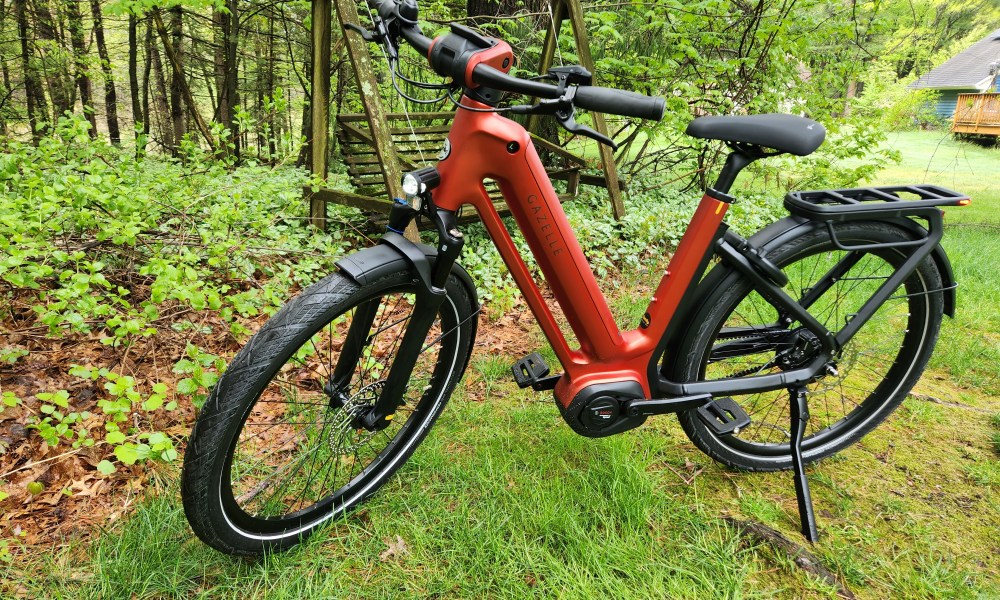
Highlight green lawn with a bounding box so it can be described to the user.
[5,130,998,599]
[872,132,1000,394]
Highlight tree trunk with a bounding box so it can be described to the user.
[213,8,227,124]
[226,0,239,157]
[213,0,239,157]
[66,0,96,136]
[275,3,311,166]
[33,0,72,122]
[15,0,46,140]
[297,51,312,167]
[266,17,277,159]
[0,62,9,136]
[0,1,9,135]
[89,0,119,144]
[128,14,144,145]
[167,6,184,150]
[466,0,499,16]
[254,17,266,158]
[149,23,173,150]
[843,79,857,117]
[153,9,216,151]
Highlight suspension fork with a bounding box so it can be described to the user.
[351,202,464,430]
[326,297,382,405]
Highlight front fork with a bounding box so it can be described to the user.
[330,184,464,431]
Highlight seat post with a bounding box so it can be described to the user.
[711,148,759,196]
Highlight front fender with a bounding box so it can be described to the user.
[335,236,481,377]
[336,237,479,309]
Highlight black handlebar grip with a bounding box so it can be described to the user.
[573,87,665,121]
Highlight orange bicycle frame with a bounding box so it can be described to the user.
[433,98,729,408]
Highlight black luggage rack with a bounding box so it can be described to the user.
[785,184,970,222]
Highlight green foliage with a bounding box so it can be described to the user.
[870,0,1000,79]
[569,0,901,183]
[0,346,28,365]
[172,344,227,409]
[1,391,22,413]
[105,0,226,17]
[0,116,362,473]
[854,61,942,129]
[0,115,352,339]
[29,389,94,449]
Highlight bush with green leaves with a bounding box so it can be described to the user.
[0,115,362,475]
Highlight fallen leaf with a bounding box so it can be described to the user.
[379,534,409,561]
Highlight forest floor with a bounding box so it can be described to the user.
[2,130,998,598]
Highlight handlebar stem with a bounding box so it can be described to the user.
[427,24,514,97]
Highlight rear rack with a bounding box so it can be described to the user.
[785,184,970,222]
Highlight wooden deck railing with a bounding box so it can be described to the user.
[953,92,1000,136]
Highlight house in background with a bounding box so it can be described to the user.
[909,27,1000,135]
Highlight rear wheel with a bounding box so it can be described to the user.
[182,269,476,555]
[671,221,944,471]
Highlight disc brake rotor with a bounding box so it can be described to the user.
[327,380,385,455]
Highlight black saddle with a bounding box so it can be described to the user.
[686,113,825,156]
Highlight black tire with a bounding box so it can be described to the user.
[671,220,944,472]
[182,269,476,555]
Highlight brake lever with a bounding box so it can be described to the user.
[508,91,618,149]
[345,19,398,61]
[344,22,378,42]
[555,108,618,150]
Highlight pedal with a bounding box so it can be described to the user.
[511,352,550,389]
[696,397,751,436]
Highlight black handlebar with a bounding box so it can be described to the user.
[471,65,664,121]
[398,20,432,56]
[366,0,665,123]
[471,65,562,100]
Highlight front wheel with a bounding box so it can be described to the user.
[182,268,476,555]
[671,220,945,472]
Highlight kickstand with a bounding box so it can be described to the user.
[789,386,819,542]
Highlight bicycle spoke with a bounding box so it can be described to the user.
[701,237,922,454]
[224,283,460,525]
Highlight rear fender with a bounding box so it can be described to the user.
[658,214,957,378]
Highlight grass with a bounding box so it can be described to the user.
[5,129,999,599]
[869,131,1000,394]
